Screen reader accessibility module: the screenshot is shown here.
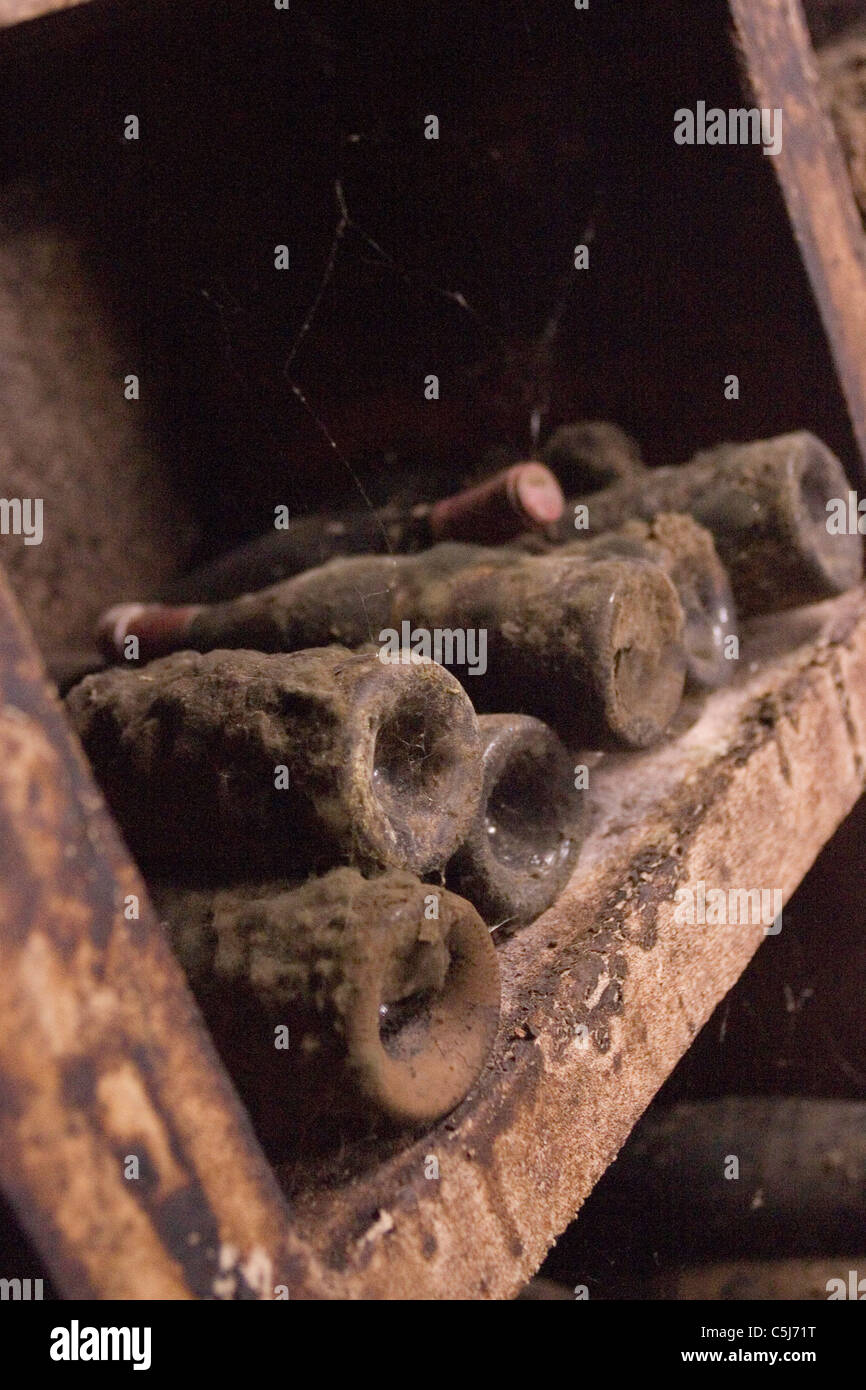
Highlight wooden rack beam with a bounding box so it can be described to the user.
[731,0,866,476]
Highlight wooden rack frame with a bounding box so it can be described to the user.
[1,0,866,1298]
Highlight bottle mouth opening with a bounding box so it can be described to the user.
[365,667,481,873]
[800,455,834,529]
[445,714,585,929]
[484,745,574,876]
[681,574,737,690]
[373,694,450,808]
[794,447,863,594]
[352,903,500,1127]
[378,984,438,1058]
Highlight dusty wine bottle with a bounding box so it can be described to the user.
[151,867,501,1138]
[66,646,483,876]
[401,549,686,748]
[515,513,737,690]
[97,546,686,749]
[447,714,586,929]
[551,432,862,617]
[161,462,564,603]
[540,420,645,494]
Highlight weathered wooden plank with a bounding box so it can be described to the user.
[0,566,324,1300]
[730,0,866,474]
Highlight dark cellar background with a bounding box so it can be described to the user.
[0,0,858,567]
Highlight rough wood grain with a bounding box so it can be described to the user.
[0,567,326,1300]
[731,0,866,476]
